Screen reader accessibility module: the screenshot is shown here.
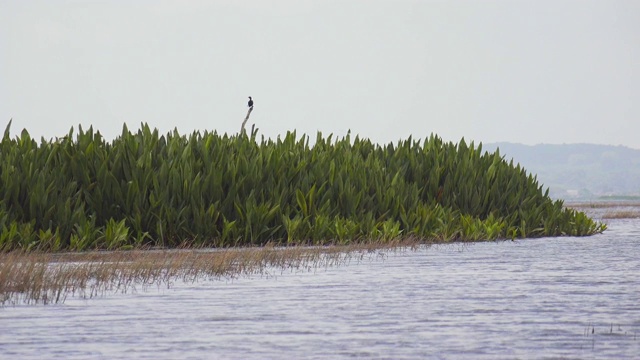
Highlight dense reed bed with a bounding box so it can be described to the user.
[0,241,418,305]
[0,121,604,252]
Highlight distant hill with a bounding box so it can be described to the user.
[482,143,640,200]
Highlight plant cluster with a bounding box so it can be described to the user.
[0,121,605,251]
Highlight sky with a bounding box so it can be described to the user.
[1,0,639,148]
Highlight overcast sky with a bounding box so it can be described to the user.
[1,0,639,148]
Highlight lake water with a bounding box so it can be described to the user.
[1,212,639,359]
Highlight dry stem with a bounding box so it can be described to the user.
[1,239,423,306]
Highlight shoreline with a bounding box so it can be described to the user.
[3,200,633,307]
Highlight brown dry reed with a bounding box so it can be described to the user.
[568,202,640,219]
[601,211,640,219]
[0,239,422,306]
[568,202,640,209]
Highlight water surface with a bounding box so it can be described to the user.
[1,217,638,359]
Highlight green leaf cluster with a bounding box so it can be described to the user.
[0,121,605,251]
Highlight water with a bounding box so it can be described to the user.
[1,217,639,359]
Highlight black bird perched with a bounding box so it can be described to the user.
[248,96,254,109]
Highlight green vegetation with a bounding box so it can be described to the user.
[0,121,605,251]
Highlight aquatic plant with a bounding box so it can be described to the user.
[0,121,605,251]
[601,211,640,219]
[0,241,417,305]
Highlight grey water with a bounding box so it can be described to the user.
[1,217,639,359]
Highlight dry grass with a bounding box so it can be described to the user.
[566,201,640,219]
[0,239,424,306]
[567,201,640,209]
[601,211,640,219]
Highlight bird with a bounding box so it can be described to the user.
[248,96,254,109]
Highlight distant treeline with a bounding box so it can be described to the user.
[0,121,605,251]
[483,142,640,198]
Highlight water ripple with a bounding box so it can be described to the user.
[1,220,639,359]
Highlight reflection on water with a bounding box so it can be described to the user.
[1,217,639,359]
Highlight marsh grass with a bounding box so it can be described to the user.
[0,239,423,306]
[0,122,604,252]
[567,201,640,219]
[568,202,640,209]
[601,211,640,219]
